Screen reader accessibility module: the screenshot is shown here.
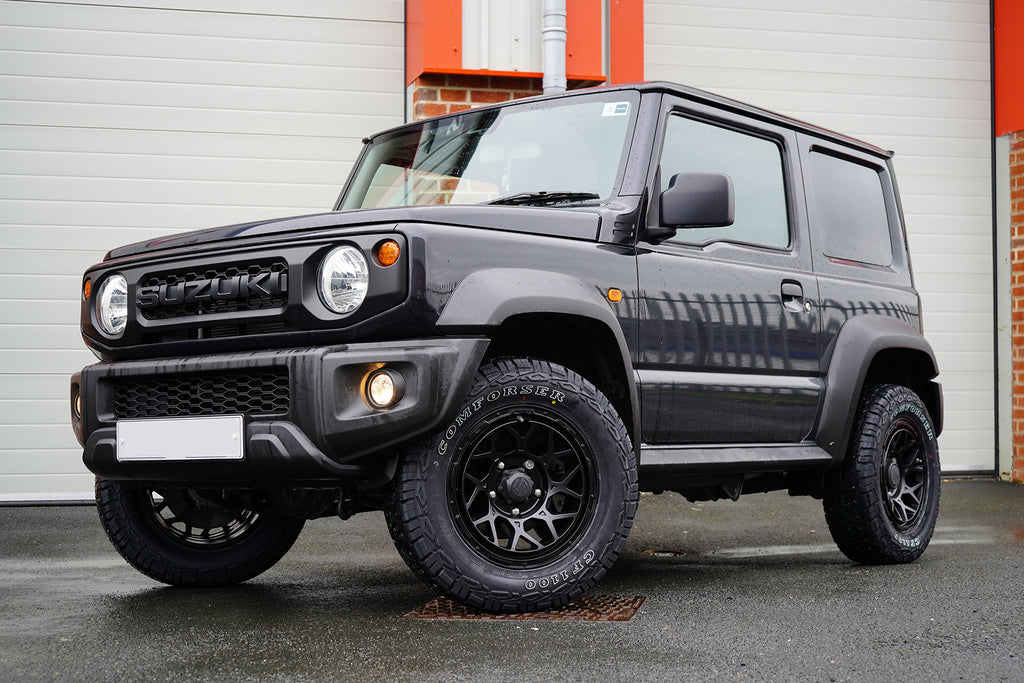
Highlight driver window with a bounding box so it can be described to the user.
[661,115,789,249]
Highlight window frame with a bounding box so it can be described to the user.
[798,136,911,286]
[805,146,895,269]
[652,109,795,253]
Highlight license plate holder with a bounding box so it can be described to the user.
[116,415,244,462]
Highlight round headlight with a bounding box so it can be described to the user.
[95,273,128,337]
[318,246,368,314]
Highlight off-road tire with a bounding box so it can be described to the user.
[96,478,304,587]
[823,384,940,564]
[385,358,638,613]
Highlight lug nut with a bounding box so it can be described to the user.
[511,507,520,516]
[497,462,505,470]
[524,460,535,470]
[534,488,542,498]
[488,491,497,499]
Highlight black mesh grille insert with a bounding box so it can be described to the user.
[137,260,287,320]
[112,369,290,418]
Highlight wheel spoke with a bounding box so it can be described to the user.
[551,462,581,485]
[147,488,259,547]
[449,405,596,566]
[880,420,930,530]
[509,524,540,552]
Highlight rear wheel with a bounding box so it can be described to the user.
[823,384,940,564]
[385,358,638,612]
[96,479,304,586]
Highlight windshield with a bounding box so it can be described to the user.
[339,91,639,210]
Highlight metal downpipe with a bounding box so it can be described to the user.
[542,0,567,94]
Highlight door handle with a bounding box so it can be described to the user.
[781,281,807,313]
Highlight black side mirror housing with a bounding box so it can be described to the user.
[646,172,735,243]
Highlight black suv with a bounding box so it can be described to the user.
[71,82,942,613]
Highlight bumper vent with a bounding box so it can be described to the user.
[112,369,290,419]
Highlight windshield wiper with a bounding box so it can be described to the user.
[485,191,600,207]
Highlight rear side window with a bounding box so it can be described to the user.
[807,151,893,267]
[660,115,789,250]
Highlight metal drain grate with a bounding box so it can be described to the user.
[403,595,645,621]
[642,548,686,557]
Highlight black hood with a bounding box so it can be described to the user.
[104,204,603,261]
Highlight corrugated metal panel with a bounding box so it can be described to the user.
[462,0,544,72]
[645,0,992,472]
[0,0,404,501]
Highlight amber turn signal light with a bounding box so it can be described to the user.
[376,240,400,267]
[83,278,92,300]
[607,288,623,303]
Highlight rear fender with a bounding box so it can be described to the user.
[816,315,941,460]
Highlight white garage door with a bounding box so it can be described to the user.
[644,0,993,472]
[0,0,404,501]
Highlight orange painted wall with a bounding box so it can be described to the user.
[996,0,1024,136]
[566,0,604,81]
[609,0,643,84]
[406,0,642,85]
[406,0,462,85]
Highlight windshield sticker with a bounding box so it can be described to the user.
[602,102,630,117]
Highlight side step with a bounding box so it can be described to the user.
[638,443,834,492]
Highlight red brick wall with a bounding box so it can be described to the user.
[410,74,543,120]
[409,74,600,120]
[1011,131,1024,482]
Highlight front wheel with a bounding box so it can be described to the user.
[823,384,940,564]
[385,358,638,613]
[96,479,305,586]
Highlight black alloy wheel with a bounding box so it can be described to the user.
[448,406,597,568]
[879,417,931,532]
[144,488,263,548]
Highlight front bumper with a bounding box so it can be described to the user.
[71,338,488,485]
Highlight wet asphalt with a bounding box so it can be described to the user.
[1,479,1022,682]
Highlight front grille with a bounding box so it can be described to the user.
[137,260,288,321]
[112,369,290,419]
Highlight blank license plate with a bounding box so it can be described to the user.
[116,415,244,462]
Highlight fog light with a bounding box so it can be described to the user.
[366,369,404,409]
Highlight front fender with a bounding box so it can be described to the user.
[816,315,941,460]
[436,267,640,447]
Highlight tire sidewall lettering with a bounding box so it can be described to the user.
[893,402,935,442]
[523,549,596,591]
[437,384,566,456]
[892,532,921,548]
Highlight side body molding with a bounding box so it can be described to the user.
[436,268,640,442]
[816,315,942,460]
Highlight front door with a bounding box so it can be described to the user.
[637,100,821,445]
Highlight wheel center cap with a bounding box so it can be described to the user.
[498,470,534,503]
[886,460,902,490]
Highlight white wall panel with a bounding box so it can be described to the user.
[462,0,543,72]
[0,0,404,500]
[645,0,992,471]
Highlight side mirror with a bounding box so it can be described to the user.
[646,172,735,243]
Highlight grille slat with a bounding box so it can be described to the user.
[138,260,288,321]
[112,370,289,419]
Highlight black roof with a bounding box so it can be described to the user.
[370,80,893,159]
